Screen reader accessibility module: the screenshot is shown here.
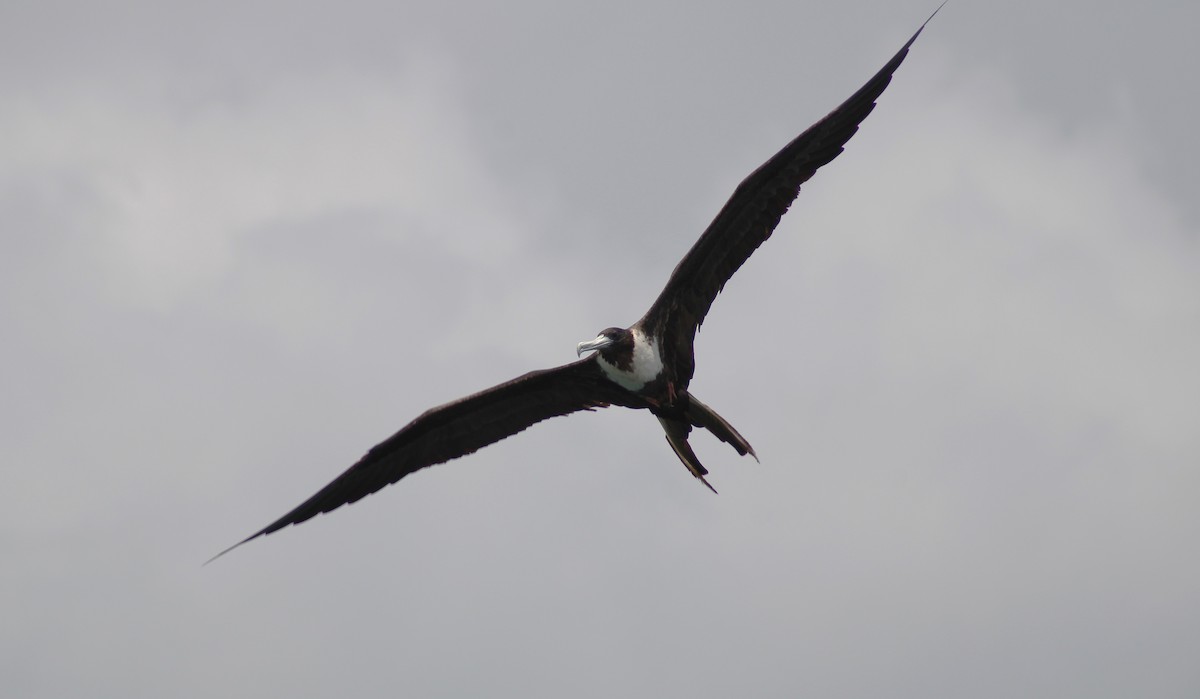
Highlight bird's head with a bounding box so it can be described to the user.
[576,327,632,358]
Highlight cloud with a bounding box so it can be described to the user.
[2,10,1198,699]
[1,51,527,312]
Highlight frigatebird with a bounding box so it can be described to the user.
[212,10,940,561]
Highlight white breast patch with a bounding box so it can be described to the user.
[597,328,664,391]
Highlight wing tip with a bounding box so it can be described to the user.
[203,530,265,566]
[913,1,948,45]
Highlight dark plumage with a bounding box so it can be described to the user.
[211,9,939,562]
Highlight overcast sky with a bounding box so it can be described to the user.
[3,1,1198,697]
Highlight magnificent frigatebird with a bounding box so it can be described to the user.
[212,10,939,561]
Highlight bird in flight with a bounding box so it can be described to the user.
[212,9,940,562]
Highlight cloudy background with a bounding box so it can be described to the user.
[3,1,1197,696]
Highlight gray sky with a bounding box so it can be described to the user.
[3,1,1198,697]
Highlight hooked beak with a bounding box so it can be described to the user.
[576,334,614,357]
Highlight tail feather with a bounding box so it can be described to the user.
[685,394,757,461]
[658,417,718,494]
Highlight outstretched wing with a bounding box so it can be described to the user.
[641,16,935,387]
[211,358,644,561]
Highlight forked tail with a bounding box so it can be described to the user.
[685,394,757,461]
[658,416,718,493]
[656,394,757,493]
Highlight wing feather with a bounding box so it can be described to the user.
[641,19,934,385]
[210,358,642,560]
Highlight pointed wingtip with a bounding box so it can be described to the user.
[920,0,949,35]
[931,0,949,21]
[202,531,263,566]
[904,1,948,50]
